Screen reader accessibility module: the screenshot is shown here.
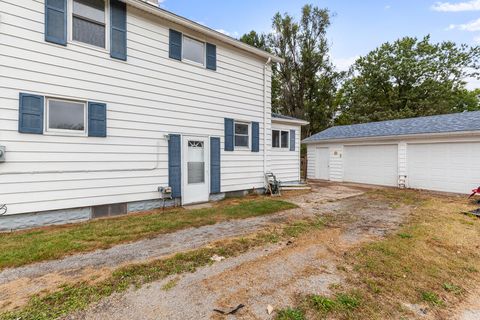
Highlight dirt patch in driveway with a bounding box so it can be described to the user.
[69,189,411,320]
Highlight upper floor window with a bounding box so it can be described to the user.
[234,122,249,148]
[47,98,87,135]
[272,130,289,149]
[183,36,205,65]
[169,29,216,70]
[72,0,106,48]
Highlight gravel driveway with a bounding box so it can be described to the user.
[0,182,365,311]
[66,183,411,320]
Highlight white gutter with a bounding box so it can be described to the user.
[125,0,284,63]
[302,130,480,144]
[272,118,309,126]
[263,57,272,176]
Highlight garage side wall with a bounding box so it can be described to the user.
[306,144,316,179]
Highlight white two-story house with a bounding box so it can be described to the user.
[0,0,307,230]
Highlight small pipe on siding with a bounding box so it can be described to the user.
[0,140,162,175]
[263,57,272,176]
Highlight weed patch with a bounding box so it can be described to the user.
[421,291,443,306]
[276,308,306,320]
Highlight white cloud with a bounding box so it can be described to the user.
[215,29,230,35]
[385,5,391,10]
[215,29,239,38]
[448,17,480,31]
[432,0,480,12]
[333,56,359,72]
[465,76,480,89]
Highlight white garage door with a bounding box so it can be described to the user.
[344,145,398,186]
[315,147,330,180]
[407,142,480,194]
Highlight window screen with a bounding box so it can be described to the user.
[183,36,205,65]
[73,0,106,48]
[272,130,280,148]
[281,131,289,148]
[48,99,86,132]
[234,122,249,147]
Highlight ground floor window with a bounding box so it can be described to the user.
[46,98,87,134]
[272,129,289,149]
[234,122,249,148]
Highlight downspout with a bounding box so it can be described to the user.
[263,57,272,176]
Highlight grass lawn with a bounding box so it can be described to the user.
[0,217,325,320]
[0,197,296,270]
[276,190,480,319]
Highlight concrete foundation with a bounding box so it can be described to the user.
[0,207,91,232]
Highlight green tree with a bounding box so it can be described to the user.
[239,31,269,51]
[336,36,480,125]
[240,5,344,137]
[269,5,344,136]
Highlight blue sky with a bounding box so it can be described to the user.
[159,0,480,88]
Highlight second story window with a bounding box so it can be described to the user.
[73,0,106,48]
[183,36,205,65]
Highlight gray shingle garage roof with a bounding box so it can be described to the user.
[303,111,480,143]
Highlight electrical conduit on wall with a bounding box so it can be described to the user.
[0,140,163,175]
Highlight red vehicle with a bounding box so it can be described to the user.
[469,187,480,199]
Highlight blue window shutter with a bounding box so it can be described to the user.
[19,93,44,134]
[110,0,127,61]
[45,0,67,45]
[210,137,221,193]
[206,43,216,71]
[224,118,234,151]
[168,134,182,198]
[290,129,296,151]
[88,102,107,137]
[169,29,182,61]
[252,122,259,152]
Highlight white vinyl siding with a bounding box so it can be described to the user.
[0,1,272,215]
[306,144,316,179]
[269,123,300,183]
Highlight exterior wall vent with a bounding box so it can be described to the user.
[92,203,127,219]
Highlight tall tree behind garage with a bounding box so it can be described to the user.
[241,5,344,138]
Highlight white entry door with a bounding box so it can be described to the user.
[182,136,210,205]
[316,147,330,179]
[344,145,398,186]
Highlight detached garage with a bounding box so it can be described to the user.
[304,111,480,194]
